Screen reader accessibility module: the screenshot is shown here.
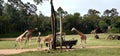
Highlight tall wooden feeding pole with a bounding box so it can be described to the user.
[50,0,57,50]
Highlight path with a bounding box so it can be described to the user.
[0,48,49,55]
[0,46,120,55]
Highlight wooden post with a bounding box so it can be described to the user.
[60,13,62,49]
[50,0,57,50]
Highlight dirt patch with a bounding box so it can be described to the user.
[0,48,49,55]
[0,38,16,41]
[0,46,120,55]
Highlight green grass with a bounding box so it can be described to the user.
[66,33,120,46]
[0,40,38,49]
[6,48,120,56]
[0,41,15,49]
[1,33,120,56]
[0,33,120,49]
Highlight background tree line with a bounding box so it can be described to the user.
[0,0,120,37]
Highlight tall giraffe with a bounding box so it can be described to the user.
[41,34,53,50]
[15,30,28,49]
[43,32,65,49]
[25,28,38,42]
[71,27,87,48]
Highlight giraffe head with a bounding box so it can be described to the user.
[71,27,76,31]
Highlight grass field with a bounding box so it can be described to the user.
[6,48,120,56]
[0,33,120,56]
[0,33,120,49]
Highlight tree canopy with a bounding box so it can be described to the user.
[0,0,120,37]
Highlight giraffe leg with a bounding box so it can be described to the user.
[37,42,40,50]
[24,39,28,46]
[81,39,85,48]
[48,41,52,50]
[18,42,21,49]
[40,43,43,49]
[84,39,87,44]
[48,42,50,50]
[80,39,83,48]
[14,42,18,49]
[43,41,46,49]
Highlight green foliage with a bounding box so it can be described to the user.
[81,14,99,33]
[63,13,82,34]
[33,0,43,5]
[98,20,108,32]
[108,17,120,33]
[0,0,4,15]
[112,19,120,28]
[108,27,119,33]
[0,0,120,37]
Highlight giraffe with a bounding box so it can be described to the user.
[42,32,64,49]
[91,28,100,39]
[71,27,87,48]
[42,32,66,49]
[25,28,38,44]
[15,30,28,49]
[43,34,53,49]
[91,28,97,34]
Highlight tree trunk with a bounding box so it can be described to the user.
[50,0,57,50]
[60,13,62,49]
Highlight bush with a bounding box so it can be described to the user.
[108,27,120,33]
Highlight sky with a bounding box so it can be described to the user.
[21,0,120,16]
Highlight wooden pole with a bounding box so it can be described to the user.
[50,0,57,50]
[60,13,62,49]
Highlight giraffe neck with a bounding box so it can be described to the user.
[74,29,84,36]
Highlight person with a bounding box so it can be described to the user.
[36,32,41,49]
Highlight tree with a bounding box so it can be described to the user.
[88,9,100,16]
[33,0,43,5]
[103,9,111,17]
[98,20,108,32]
[103,8,119,31]
[82,15,99,33]
[33,0,57,49]
[3,3,20,33]
[109,20,120,33]
[74,12,80,16]
[63,13,82,34]
[86,9,100,20]
[0,0,4,15]
[110,8,119,17]
[8,0,37,15]
[83,9,100,33]
[57,7,66,49]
